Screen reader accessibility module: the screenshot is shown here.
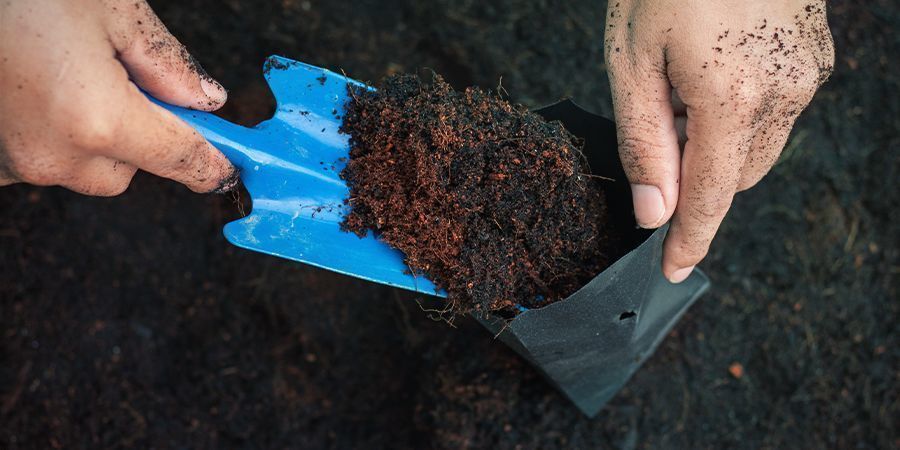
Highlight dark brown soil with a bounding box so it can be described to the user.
[339,73,613,314]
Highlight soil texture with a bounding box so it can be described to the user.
[340,73,614,315]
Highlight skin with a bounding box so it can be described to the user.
[605,0,834,282]
[0,0,236,196]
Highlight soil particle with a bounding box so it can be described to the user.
[211,167,241,194]
[339,73,616,315]
[263,57,294,74]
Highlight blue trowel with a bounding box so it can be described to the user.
[149,55,440,295]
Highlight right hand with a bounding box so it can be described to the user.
[604,0,834,282]
[0,0,237,196]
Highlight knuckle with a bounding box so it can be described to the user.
[700,74,738,102]
[693,73,765,112]
[782,67,822,99]
[67,110,121,151]
[732,80,766,109]
[151,138,223,193]
[776,42,834,101]
[685,196,731,223]
[155,140,204,177]
[618,135,669,156]
[616,115,671,154]
[617,137,669,180]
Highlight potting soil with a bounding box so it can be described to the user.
[340,73,618,315]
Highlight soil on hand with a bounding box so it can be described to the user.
[340,73,616,315]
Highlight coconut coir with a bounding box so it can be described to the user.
[340,73,615,316]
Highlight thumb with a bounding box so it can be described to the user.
[606,48,680,229]
[107,1,226,111]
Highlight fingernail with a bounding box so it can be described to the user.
[631,184,666,228]
[668,265,695,284]
[200,77,227,104]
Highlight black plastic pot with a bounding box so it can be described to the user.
[478,100,710,417]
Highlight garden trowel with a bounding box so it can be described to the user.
[150,56,709,417]
[149,56,439,295]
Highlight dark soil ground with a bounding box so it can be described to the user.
[2,0,897,448]
[341,73,615,314]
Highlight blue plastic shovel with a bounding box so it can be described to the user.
[149,55,440,296]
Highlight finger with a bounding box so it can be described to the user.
[663,108,756,283]
[61,156,137,197]
[106,0,226,111]
[606,37,681,229]
[99,82,236,193]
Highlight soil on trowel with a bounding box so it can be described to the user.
[339,73,617,316]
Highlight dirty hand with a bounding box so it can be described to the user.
[0,0,237,195]
[605,0,834,282]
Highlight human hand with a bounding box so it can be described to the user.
[0,0,237,196]
[604,0,834,282]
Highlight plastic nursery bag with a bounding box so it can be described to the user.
[478,100,710,418]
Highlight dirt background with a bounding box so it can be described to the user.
[2,0,897,448]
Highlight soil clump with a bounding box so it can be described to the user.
[340,73,617,315]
